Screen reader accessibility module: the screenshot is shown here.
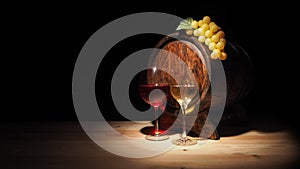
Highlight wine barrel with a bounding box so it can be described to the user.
[148,32,253,139]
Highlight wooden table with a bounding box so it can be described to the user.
[0,121,299,169]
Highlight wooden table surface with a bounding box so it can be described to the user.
[0,121,299,169]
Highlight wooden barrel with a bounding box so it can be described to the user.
[148,32,253,139]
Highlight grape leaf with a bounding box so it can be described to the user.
[176,17,193,30]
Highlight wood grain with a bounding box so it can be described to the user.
[0,121,298,169]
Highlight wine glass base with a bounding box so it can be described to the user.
[145,135,169,141]
[172,137,197,146]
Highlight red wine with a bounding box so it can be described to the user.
[139,84,169,108]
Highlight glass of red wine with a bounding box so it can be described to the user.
[138,67,169,141]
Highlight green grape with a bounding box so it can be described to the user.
[205,38,211,46]
[220,52,227,60]
[217,31,225,38]
[209,22,216,26]
[198,35,206,42]
[186,29,193,36]
[210,24,219,33]
[216,41,225,50]
[198,28,205,36]
[191,20,198,29]
[198,20,203,27]
[220,38,226,44]
[211,34,220,43]
[201,23,209,31]
[209,42,216,51]
[205,30,213,38]
[211,49,221,59]
[193,29,201,36]
[203,16,211,24]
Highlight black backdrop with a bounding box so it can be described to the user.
[3,2,297,134]
[2,2,299,169]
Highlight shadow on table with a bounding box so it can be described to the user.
[217,107,289,137]
[140,105,289,138]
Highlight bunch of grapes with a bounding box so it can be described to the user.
[185,16,227,60]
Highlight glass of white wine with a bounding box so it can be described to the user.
[170,84,198,146]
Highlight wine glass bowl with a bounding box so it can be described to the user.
[139,85,168,108]
[170,84,197,109]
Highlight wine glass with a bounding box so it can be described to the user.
[170,83,198,146]
[138,67,169,141]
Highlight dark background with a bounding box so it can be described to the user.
[3,3,296,133]
[2,2,299,169]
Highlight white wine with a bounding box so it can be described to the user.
[170,85,198,111]
[170,84,199,146]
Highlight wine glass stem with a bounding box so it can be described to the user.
[154,106,160,135]
[180,104,187,139]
